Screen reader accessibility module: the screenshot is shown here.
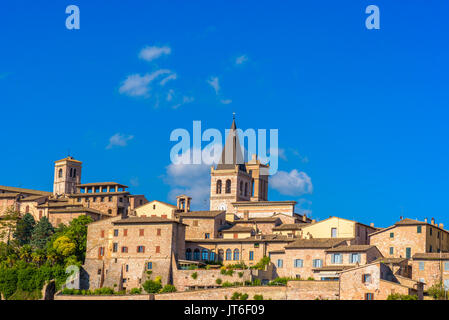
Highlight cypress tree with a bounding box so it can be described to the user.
[14,213,36,245]
[30,217,54,250]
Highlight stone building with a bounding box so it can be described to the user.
[369,217,449,259]
[411,253,449,290]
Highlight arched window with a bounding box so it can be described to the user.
[202,249,209,261]
[244,183,248,197]
[216,180,222,194]
[193,249,200,260]
[225,180,231,194]
[218,249,224,262]
[240,181,243,195]
[108,209,112,215]
[185,249,192,260]
[73,168,77,177]
[210,251,216,261]
[70,168,73,177]
[58,169,63,178]
[226,249,232,260]
[233,249,240,261]
[251,179,254,197]
[25,205,29,213]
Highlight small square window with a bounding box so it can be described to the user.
[390,232,394,238]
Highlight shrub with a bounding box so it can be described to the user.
[160,284,177,293]
[268,277,290,286]
[191,272,198,280]
[427,282,446,300]
[252,278,261,286]
[93,287,114,295]
[254,294,264,300]
[146,270,153,276]
[307,277,315,281]
[226,269,234,276]
[240,293,249,300]
[222,281,233,288]
[220,269,227,275]
[129,288,142,295]
[387,293,418,300]
[216,278,222,285]
[142,280,162,294]
[250,256,270,270]
[231,292,241,300]
[238,272,244,278]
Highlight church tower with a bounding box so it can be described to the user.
[53,156,82,195]
[210,117,252,217]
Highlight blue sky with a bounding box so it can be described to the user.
[1,1,448,228]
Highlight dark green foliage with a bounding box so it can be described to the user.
[191,272,198,279]
[387,293,418,300]
[142,280,162,294]
[30,217,54,250]
[129,287,142,295]
[216,278,222,285]
[230,292,249,300]
[14,213,35,245]
[427,282,446,300]
[160,284,177,293]
[250,256,270,270]
[254,294,264,300]
[268,277,292,286]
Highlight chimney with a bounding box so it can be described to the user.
[424,218,428,223]
[399,216,403,220]
[370,223,374,227]
[311,219,316,224]
[302,214,307,222]
[431,218,435,225]
[439,223,444,229]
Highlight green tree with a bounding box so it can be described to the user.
[142,279,162,294]
[31,217,54,250]
[0,207,20,245]
[14,213,35,245]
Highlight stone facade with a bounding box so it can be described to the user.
[411,253,449,290]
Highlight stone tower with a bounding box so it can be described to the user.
[53,156,82,195]
[210,118,252,215]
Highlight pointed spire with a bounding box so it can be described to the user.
[216,114,246,171]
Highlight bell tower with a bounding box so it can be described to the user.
[210,117,252,216]
[53,156,82,195]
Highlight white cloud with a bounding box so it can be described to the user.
[119,69,173,97]
[220,99,232,105]
[270,169,313,196]
[130,177,139,187]
[207,76,220,95]
[164,147,219,209]
[139,45,171,61]
[160,73,177,86]
[235,55,248,65]
[106,133,134,149]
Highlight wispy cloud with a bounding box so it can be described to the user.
[119,69,173,97]
[139,45,171,61]
[235,55,248,65]
[207,76,220,95]
[270,169,313,196]
[220,99,232,105]
[160,73,177,86]
[106,133,134,149]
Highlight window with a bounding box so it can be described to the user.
[153,204,156,210]
[39,211,43,219]
[233,249,240,261]
[73,168,77,177]
[406,247,411,259]
[390,232,394,238]
[121,246,128,253]
[430,245,433,252]
[430,228,433,236]
[445,262,449,271]
[202,249,209,261]
[226,249,232,260]
[350,253,361,264]
[362,274,372,283]
[161,215,167,219]
[107,209,112,215]
[185,249,192,260]
[331,228,337,238]
[239,181,243,195]
[365,293,374,300]
[98,247,104,257]
[331,253,342,264]
[313,259,322,268]
[101,230,105,238]
[225,179,231,193]
[113,229,119,237]
[77,198,81,203]
[294,259,303,268]
[389,247,394,255]
[123,229,128,236]
[147,262,152,270]
[125,265,129,272]
[112,243,118,252]
[139,229,144,236]
[205,233,210,239]
[157,228,161,236]
[218,249,224,262]
[210,251,216,261]
[277,259,283,268]
[119,198,123,203]
[419,262,425,271]
[25,205,29,213]
[108,196,112,202]
[137,246,145,253]
[249,251,254,261]
[58,169,63,178]
[194,249,200,260]
[101,197,104,202]
[156,246,160,253]
[417,225,422,233]
[216,180,222,194]
[254,243,259,248]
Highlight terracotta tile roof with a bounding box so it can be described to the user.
[272,223,306,230]
[412,253,449,260]
[285,238,349,249]
[373,257,408,264]
[0,192,20,198]
[19,195,47,202]
[186,234,294,244]
[77,182,128,188]
[0,185,51,196]
[234,217,279,223]
[49,207,105,215]
[221,225,254,233]
[313,265,354,271]
[70,191,129,197]
[394,218,426,226]
[178,210,225,218]
[268,250,285,254]
[326,245,375,253]
[113,216,185,225]
[55,156,82,163]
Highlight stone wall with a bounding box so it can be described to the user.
[55,293,154,300]
[286,280,339,300]
[155,286,287,300]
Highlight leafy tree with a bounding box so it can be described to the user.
[14,213,35,245]
[160,284,177,293]
[0,207,20,245]
[30,217,54,250]
[52,236,76,257]
[427,282,447,300]
[142,279,162,294]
